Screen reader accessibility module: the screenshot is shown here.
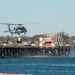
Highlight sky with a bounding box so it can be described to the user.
[0,0,75,36]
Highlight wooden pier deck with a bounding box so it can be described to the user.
[0,45,72,58]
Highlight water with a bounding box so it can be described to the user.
[0,48,75,75]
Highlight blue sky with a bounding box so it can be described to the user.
[0,0,75,36]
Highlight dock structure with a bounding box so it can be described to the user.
[0,45,71,58]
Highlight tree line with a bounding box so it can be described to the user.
[0,34,75,44]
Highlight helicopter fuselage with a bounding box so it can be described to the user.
[10,26,27,35]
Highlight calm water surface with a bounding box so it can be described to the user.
[0,48,75,75]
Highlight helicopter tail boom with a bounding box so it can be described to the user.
[4,31,9,32]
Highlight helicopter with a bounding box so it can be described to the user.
[0,23,27,36]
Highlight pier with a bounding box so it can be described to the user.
[0,45,71,58]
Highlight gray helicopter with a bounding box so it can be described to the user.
[0,23,27,36]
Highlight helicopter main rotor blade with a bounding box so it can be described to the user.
[0,23,16,25]
[0,23,23,25]
[23,22,40,25]
[0,23,10,25]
